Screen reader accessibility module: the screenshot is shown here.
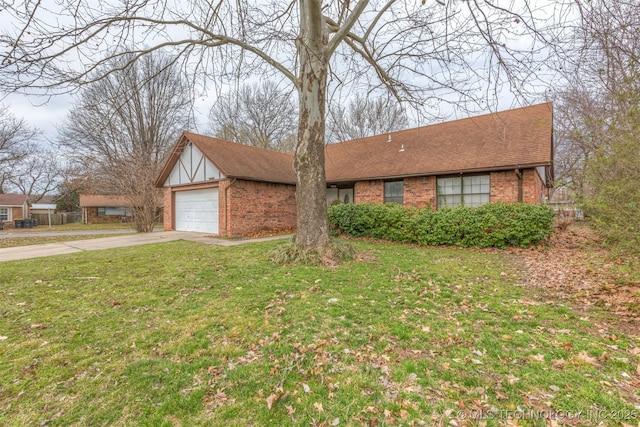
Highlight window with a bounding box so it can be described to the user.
[97,207,129,216]
[0,207,8,221]
[437,175,489,208]
[384,181,404,204]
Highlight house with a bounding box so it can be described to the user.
[79,195,134,224]
[0,194,30,228]
[31,197,58,216]
[156,102,554,236]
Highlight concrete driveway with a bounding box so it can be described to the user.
[0,231,291,262]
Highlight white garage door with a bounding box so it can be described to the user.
[174,188,219,233]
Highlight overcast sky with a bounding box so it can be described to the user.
[0,0,569,145]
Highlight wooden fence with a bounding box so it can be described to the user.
[31,212,82,226]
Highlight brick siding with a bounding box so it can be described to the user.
[354,180,384,204]
[354,168,546,210]
[490,170,520,203]
[224,179,296,237]
[84,207,130,224]
[404,176,436,209]
[490,169,546,204]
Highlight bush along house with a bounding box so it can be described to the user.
[156,102,553,236]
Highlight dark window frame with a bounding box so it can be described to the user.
[436,174,490,208]
[384,180,404,205]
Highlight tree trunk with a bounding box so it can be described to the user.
[294,0,331,250]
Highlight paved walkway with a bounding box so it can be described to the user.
[0,231,292,262]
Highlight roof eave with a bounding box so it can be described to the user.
[327,162,552,184]
[226,174,296,186]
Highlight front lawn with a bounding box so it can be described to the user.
[0,239,638,426]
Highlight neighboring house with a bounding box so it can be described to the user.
[0,194,30,228]
[79,195,134,224]
[156,102,554,236]
[31,203,58,215]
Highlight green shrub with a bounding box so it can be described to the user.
[328,202,555,248]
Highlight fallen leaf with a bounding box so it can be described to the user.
[285,404,295,416]
[314,401,324,413]
[530,354,545,362]
[266,394,279,410]
[0,336,8,341]
[302,383,311,393]
[576,351,598,366]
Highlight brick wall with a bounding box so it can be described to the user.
[225,179,297,237]
[490,170,520,203]
[163,187,172,231]
[354,180,384,204]
[404,176,436,209]
[11,207,23,220]
[490,169,546,204]
[84,207,129,224]
[355,169,545,209]
[523,169,546,203]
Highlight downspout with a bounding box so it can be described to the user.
[516,168,523,202]
[223,178,237,237]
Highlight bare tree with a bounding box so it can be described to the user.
[209,81,297,152]
[554,0,640,192]
[553,0,640,253]
[0,0,568,250]
[327,93,408,143]
[58,53,193,232]
[8,150,62,202]
[0,105,38,193]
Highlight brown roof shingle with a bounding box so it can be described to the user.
[0,194,29,206]
[157,103,552,186]
[186,133,296,184]
[325,102,553,182]
[79,195,132,207]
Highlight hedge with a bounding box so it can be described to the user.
[327,202,555,248]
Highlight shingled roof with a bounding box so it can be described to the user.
[158,102,552,186]
[325,102,553,182]
[79,195,132,207]
[156,133,296,186]
[0,194,29,206]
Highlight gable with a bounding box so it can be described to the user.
[163,141,223,187]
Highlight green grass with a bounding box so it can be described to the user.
[0,240,638,426]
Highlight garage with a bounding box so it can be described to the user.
[174,188,219,233]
